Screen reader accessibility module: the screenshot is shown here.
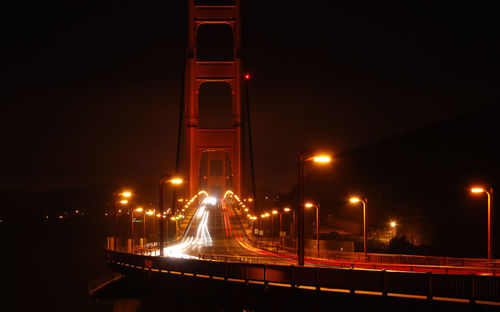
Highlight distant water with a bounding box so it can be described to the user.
[5,217,112,311]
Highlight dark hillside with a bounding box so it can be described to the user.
[304,104,499,257]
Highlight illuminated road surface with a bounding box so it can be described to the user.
[162,197,292,264]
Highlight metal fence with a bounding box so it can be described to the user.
[106,250,500,304]
[250,238,500,274]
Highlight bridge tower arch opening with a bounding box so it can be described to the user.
[198,150,233,199]
[179,0,253,200]
[197,81,233,129]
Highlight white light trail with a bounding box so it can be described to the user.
[196,204,206,218]
[201,197,217,206]
[194,210,212,246]
[160,203,212,258]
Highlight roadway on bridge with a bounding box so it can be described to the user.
[163,197,293,265]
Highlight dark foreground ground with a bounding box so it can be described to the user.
[4,217,112,311]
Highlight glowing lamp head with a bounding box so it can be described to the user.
[146,210,154,215]
[120,199,128,204]
[272,210,278,215]
[261,214,265,218]
[471,187,485,194]
[170,178,183,184]
[312,156,331,163]
[390,221,397,228]
[121,191,132,197]
[244,208,249,212]
[135,207,143,212]
[305,203,314,208]
[349,197,361,203]
[284,207,291,212]
[244,73,250,80]
[265,213,270,217]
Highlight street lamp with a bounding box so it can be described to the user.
[170,178,183,184]
[112,191,132,250]
[272,210,278,238]
[249,216,257,234]
[349,197,367,257]
[389,221,397,239]
[470,186,494,260]
[159,175,183,256]
[144,209,154,243]
[298,150,331,266]
[259,214,266,236]
[305,202,320,258]
[130,207,143,252]
[170,216,180,238]
[260,213,270,236]
[264,213,270,236]
[283,207,295,239]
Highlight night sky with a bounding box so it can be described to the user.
[2,1,499,194]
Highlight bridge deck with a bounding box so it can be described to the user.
[100,197,500,306]
[164,198,293,265]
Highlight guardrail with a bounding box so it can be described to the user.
[229,202,500,273]
[106,250,500,305]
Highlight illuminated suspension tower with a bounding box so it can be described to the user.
[180,0,251,200]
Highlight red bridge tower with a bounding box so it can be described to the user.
[181,0,249,199]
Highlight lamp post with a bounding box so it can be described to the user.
[260,213,270,237]
[144,209,154,244]
[272,210,278,238]
[159,175,183,256]
[389,221,397,239]
[264,212,270,236]
[170,216,179,238]
[130,207,143,252]
[471,187,494,260]
[305,202,320,258]
[284,207,294,238]
[259,215,263,236]
[349,197,367,257]
[131,207,143,239]
[154,213,160,241]
[279,211,283,235]
[112,191,131,250]
[297,150,331,266]
[250,216,257,234]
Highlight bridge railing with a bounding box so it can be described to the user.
[249,238,500,273]
[106,250,500,304]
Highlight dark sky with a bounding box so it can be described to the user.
[2,1,499,193]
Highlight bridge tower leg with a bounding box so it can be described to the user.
[183,0,246,199]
